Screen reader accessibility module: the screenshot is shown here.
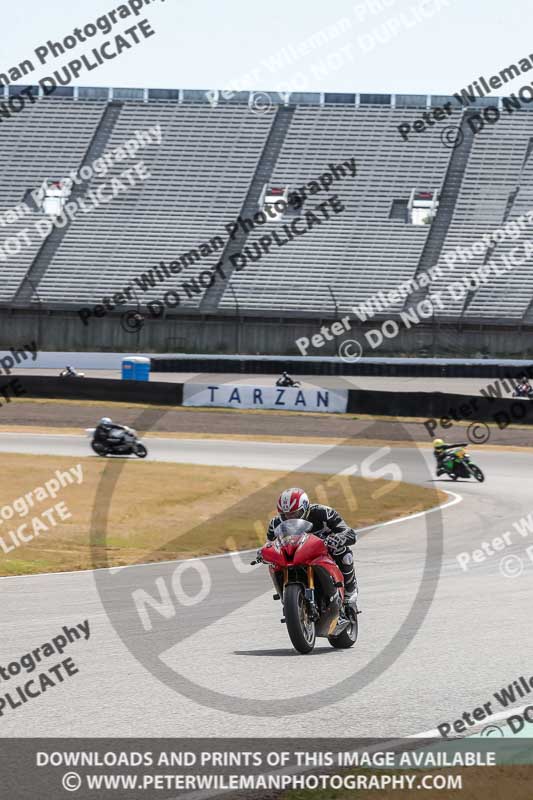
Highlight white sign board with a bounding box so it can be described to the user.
[183,383,348,413]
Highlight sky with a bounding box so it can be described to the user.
[0,0,531,97]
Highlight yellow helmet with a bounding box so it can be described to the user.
[433,438,445,448]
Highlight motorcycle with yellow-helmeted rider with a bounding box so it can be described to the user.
[433,439,484,482]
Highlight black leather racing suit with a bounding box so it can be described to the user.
[94,423,128,447]
[267,504,357,595]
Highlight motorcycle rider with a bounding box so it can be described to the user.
[264,488,358,610]
[276,371,299,388]
[514,377,533,398]
[433,438,468,476]
[93,417,128,449]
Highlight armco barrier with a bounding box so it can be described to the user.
[17,376,183,406]
[150,355,533,379]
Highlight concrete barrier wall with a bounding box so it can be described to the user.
[153,355,533,378]
[13,376,533,428]
[346,389,533,428]
[2,310,533,358]
[13,376,183,405]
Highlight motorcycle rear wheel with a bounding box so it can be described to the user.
[135,443,148,458]
[284,583,316,654]
[328,615,358,649]
[469,464,484,482]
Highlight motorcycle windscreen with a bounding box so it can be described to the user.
[273,518,312,545]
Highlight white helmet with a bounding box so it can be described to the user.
[277,488,310,520]
[99,417,112,426]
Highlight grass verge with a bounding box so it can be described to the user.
[0,453,446,577]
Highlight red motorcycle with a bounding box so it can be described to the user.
[253,519,359,654]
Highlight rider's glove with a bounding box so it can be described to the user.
[255,548,264,563]
[326,532,348,554]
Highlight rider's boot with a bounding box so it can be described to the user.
[344,579,359,614]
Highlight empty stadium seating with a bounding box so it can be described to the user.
[1,89,532,324]
[219,104,459,313]
[0,98,106,301]
[37,102,274,306]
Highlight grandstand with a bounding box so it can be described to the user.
[1,85,533,355]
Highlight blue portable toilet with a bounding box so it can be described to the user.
[122,356,150,381]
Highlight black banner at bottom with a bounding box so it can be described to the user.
[1,737,532,799]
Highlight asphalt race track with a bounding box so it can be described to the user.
[1,433,532,738]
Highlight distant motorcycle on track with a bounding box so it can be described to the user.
[276,372,301,388]
[252,518,359,654]
[85,426,148,458]
[60,366,85,377]
[440,447,484,482]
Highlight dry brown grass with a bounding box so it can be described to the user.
[0,453,446,576]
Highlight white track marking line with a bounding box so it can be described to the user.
[356,490,462,535]
[0,490,462,582]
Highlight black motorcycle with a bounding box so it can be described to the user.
[276,374,301,388]
[86,426,148,458]
[512,384,533,399]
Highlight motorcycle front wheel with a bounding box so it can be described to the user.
[91,442,107,456]
[284,583,316,654]
[135,443,148,458]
